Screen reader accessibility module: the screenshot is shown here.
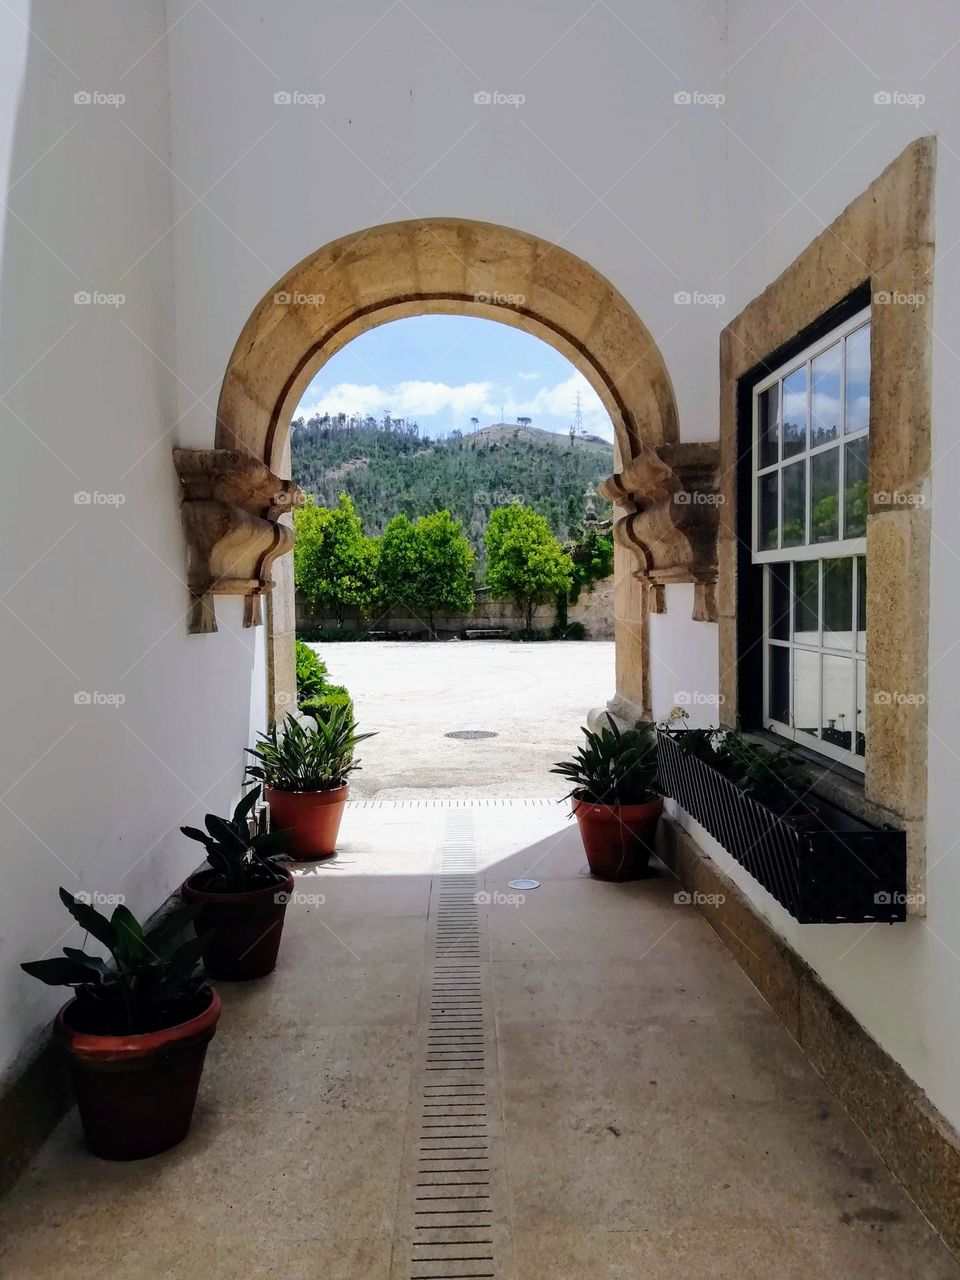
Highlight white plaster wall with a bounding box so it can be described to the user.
[3,0,960,1139]
[713,0,960,1132]
[0,3,257,1083]
[649,586,720,727]
[161,0,729,451]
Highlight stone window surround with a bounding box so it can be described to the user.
[718,136,935,904]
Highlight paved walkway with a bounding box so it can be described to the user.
[306,639,614,798]
[2,802,957,1278]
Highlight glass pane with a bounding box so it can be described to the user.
[769,645,790,723]
[811,342,842,446]
[758,472,778,550]
[822,655,854,751]
[810,448,839,543]
[845,323,870,434]
[782,461,805,546]
[794,560,819,643]
[794,649,819,736]
[758,383,780,468]
[844,437,868,537]
[823,558,853,649]
[856,661,866,756]
[856,555,866,652]
[782,367,808,458]
[769,564,790,640]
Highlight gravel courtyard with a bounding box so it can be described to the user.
[305,639,615,799]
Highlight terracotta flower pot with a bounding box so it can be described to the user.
[571,793,664,881]
[265,783,348,859]
[54,988,221,1161]
[182,869,294,980]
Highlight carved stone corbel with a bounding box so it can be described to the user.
[600,442,720,622]
[173,448,303,634]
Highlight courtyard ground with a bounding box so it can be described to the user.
[307,639,615,799]
[3,802,956,1279]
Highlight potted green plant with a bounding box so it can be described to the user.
[21,890,217,1160]
[180,785,295,980]
[552,716,662,880]
[245,705,375,859]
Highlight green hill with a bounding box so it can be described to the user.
[290,414,613,545]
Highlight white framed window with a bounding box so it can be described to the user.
[752,307,870,770]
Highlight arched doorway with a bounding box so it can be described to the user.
[212,218,681,720]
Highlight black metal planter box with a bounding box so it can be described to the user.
[656,731,907,924]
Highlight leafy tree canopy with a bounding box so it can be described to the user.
[484,503,574,629]
[293,493,379,621]
[378,510,475,631]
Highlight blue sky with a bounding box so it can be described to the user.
[293,315,614,440]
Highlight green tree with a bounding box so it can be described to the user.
[567,528,614,600]
[415,510,475,632]
[376,513,420,618]
[485,502,574,631]
[377,510,475,634]
[293,493,378,624]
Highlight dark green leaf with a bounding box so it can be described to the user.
[59,887,118,951]
[21,957,98,986]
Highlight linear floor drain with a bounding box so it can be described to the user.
[403,809,499,1280]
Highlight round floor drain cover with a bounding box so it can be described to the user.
[445,729,498,740]
[508,878,540,890]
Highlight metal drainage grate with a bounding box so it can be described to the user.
[444,730,498,741]
[408,809,497,1280]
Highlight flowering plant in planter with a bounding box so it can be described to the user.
[655,715,907,923]
[659,709,811,816]
[181,785,294,980]
[21,890,218,1159]
[551,716,662,880]
[245,706,376,859]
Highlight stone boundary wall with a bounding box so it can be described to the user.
[296,577,614,639]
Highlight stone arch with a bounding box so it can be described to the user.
[214,218,679,473]
[178,217,690,717]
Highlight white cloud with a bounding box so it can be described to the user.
[295,371,612,438]
[296,380,493,421]
[503,373,610,437]
[517,371,540,381]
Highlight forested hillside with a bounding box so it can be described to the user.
[290,413,612,545]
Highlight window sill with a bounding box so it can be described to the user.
[749,728,900,832]
[658,730,907,922]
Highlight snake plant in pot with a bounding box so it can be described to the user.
[245,705,376,858]
[552,715,662,880]
[21,890,218,1160]
[181,785,294,980]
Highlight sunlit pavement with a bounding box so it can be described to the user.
[2,801,957,1279]
[309,639,615,799]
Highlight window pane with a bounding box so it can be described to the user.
[856,555,866,652]
[769,645,790,723]
[782,461,805,546]
[794,649,819,736]
[811,342,842,446]
[823,558,853,648]
[856,661,866,756]
[782,367,808,458]
[794,560,818,642]
[845,323,870,434]
[822,655,854,751]
[758,383,779,468]
[769,564,790,640]
[810,448,839,543]
[758,472,778,550]
[844,437,868,537]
